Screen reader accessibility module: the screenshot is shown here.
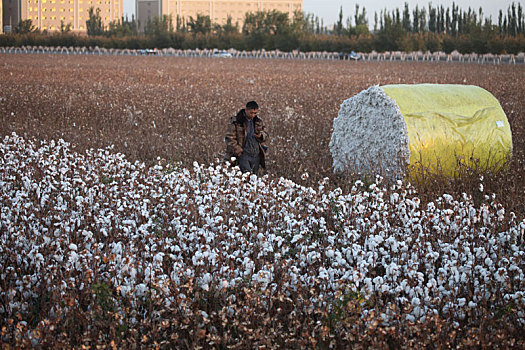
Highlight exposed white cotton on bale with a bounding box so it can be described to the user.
[330,84,513,180]
[329,85,410,178]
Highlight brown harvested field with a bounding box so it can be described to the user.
[1,54,524,212]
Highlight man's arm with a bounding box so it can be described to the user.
[254,119,268,143]
[225,119,243,157]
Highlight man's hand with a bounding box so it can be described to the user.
[235,146,243,157]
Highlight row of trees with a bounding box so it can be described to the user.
[2,3,524,54]
[370,2,524,54]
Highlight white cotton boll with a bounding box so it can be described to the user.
[243,258,255,276]
[426,278,437,289]
[43,235,51,245]
[112,242,123,255]
[450,268,460,284]
[135,283,148,297]
[307,251,321,264]
[335,254,346,267]
[120,285,131,296]
[373,276,384,290]
[416,272,424,283]
[318,268,329,279]
[199,273,212,291]
[495,268,507,283]
[390,193,400,204]
[514,291,524,300]
[476,247,487,259]
[82,230,93,241]
[413,306,423,318]
[69,243,78,251]
[68,251,78,266]
[497,208,505,221]
[291,234,302,244]
[130,267,137,280]
[352,271,362,286]
[35,253,44,264]
[457,298,466,307]
[253,270,272,289]
[468,301,477,308]
[192,252,204,266]
[364,278,373,292]
[326,249,335,259]
[122,219,136,226]
[154,252,165,265]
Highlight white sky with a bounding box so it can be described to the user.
[123,1,519,27]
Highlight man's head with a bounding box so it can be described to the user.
[245,101,259,120]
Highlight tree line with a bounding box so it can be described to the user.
[1,2,524,54]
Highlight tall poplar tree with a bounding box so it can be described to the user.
[86,7,104,36]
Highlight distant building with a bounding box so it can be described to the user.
[137,0,159,32]
[2,0,123,33]
[137,0,302,33]
[2,0,18,33]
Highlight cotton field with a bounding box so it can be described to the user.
[1,133,524,347]
[1,54,524,210]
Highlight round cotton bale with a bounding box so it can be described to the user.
[329,84,513,179]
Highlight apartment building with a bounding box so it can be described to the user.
[2,0,122,33]
[2,0,19,32]
[137,0,159,31]
[137,0,302,32]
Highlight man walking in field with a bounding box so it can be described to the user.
[225,101,268,174]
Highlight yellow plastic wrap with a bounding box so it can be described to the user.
[381,84,513,176]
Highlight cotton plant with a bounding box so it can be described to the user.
[1,133,524,341]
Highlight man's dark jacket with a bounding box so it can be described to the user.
[225,109,268,169]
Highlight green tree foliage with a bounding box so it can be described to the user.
[402,3,411,32]
[60,21,72,33]
[291,10,315,35]
[334,7,344,36]
[242,10,290,37]
[86,7,104,36]
[215,15,239,34]
[242,10,295,49]
[106,15,138,37]
[375,9,404,51]
[13,19,36,34]
[328,4,369,38]
[368,1,525,53]
[143,15,175,48]
[2,3,525,55]
[351,4,369,37]
[187,14,212,35]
